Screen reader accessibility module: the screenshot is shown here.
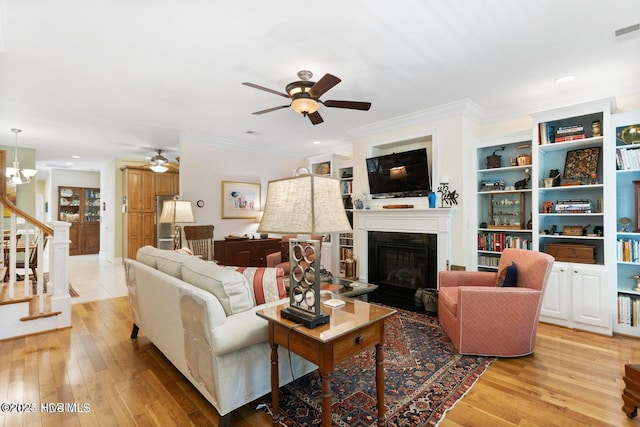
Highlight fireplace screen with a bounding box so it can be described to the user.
[368,231,437,291]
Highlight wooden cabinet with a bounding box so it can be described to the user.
[126,168,156,212]
[122,167,156,260]
[155,172,179,196]
[214,238,281,267]
[58,186,100,255]
[122,167,180,260]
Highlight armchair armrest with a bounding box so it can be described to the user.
[266,251,282,268]
[439,270,497,288]
[457,287,543,355]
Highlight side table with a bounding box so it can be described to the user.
[623,363,640,418]
[256,293,396,426]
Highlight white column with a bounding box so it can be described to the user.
[48,220,72,328]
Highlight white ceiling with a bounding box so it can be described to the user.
[0,0,639,173]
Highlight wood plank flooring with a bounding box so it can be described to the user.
[1,296,639,426]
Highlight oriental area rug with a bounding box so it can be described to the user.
[265,306,494,426]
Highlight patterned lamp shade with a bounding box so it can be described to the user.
[257,174,352,234]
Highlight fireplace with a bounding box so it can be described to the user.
[368,231,437,309]
[355,208,454,311]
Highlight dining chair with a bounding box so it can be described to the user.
[183,225,215,261]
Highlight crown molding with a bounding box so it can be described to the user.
[346,99,484,140]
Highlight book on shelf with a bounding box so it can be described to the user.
[554,133,585,143]
[617,238,640,263]
[616,144,640,170]
[556,124,584,135]
[478,232,532,252]
[618,293,639,326]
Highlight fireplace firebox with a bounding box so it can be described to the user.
[368,231,437,310]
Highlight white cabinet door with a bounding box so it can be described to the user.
[540,264,571,323]
[539,263,611,335]
[571,265,611,332]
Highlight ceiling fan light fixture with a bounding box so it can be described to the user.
[291,97,319,114]
[150,164,169,173]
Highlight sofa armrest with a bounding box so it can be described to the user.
[439,270,497,288]
[266,252,282,268]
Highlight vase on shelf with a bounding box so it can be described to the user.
[354,200,364,210]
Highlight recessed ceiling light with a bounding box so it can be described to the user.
[65,162,74,166]
[556,75,576,83]
[313,141,321,144]
[71,155,80,159]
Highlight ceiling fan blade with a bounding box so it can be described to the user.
[308,74,341,98]
[307,111,324,125]
[242,82,289,98]
[251,105,290,115]
[323,100,372,111]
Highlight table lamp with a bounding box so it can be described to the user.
[257,173,352,328]
[159,196,196,249]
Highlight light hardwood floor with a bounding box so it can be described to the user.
[1,257,639,426]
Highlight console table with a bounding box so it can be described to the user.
[256,293,396,426]
[213,237,280,267]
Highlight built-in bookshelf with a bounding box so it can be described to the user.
[339,165,354,274]
[613,110,640,337]
[531,99,613,335]
[475,134,533,271]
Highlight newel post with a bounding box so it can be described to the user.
[48,220,72,328]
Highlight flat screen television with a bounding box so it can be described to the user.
[366,148,431,198]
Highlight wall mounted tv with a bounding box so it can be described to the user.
[366,148,431,198]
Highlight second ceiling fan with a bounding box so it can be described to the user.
[242,70,371,125]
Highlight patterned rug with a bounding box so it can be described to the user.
[266,307,494,426]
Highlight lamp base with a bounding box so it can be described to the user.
[280,307,329,329]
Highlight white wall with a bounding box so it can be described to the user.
[49,169,100,223]
[179,138,305,240]
[349,100,481,269]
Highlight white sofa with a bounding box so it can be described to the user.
[124,246,316,426]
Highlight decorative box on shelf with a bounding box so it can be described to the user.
[545,243,595,264]
[480,179,505,192]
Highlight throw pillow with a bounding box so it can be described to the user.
[227,266,287,305]
[181,257,254,316]
[496,262,518,287]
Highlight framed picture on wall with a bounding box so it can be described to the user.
[221,181,261,219]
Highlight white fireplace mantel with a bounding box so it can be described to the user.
[354,208,455,286]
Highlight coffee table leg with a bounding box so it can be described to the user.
[270,342,280,425]
[375,342,386,426]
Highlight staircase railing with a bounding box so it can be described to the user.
[0,150,71,339]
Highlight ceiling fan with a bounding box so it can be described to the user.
[143,149,179,173]
[242,70,372,125]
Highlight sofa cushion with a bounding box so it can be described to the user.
[227,267,286,305]
[182,257,254,316]
[136,245,161,268]
[156,250,193,280]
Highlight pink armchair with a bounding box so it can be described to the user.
[265,235,324,275]
[438,248,554,357]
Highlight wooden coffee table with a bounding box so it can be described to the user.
[256,293,396,426]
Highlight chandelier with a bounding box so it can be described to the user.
[6,129,37,185]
